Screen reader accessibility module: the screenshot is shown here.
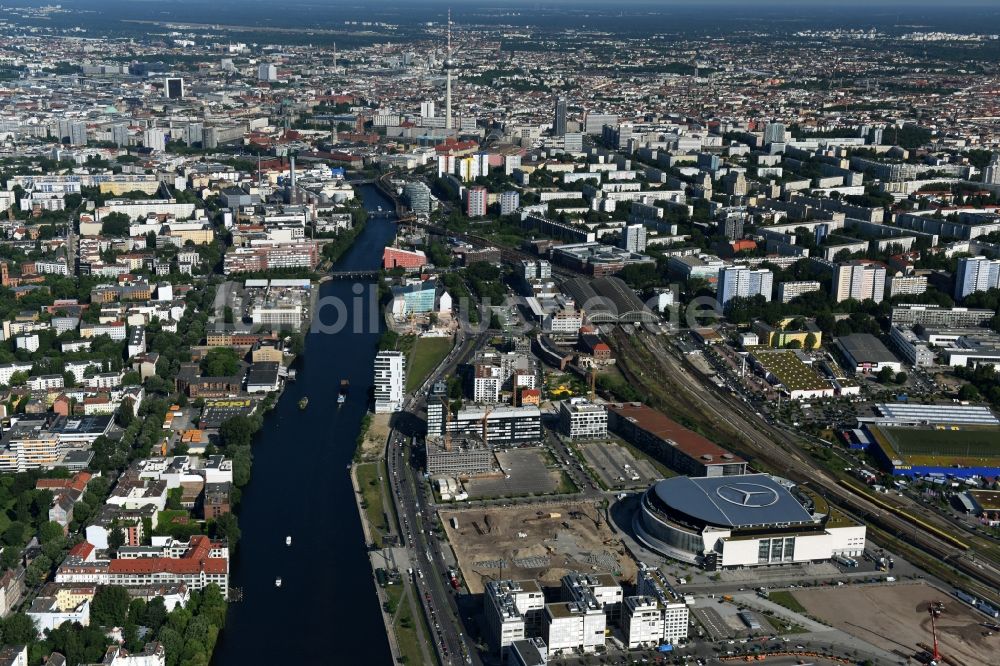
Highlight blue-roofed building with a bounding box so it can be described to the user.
[634,474,865,570]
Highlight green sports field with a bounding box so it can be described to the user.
[879,426,1000,460]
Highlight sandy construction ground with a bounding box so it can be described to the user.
[440,500,637,594]
[794,582,996,666]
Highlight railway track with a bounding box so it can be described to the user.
[613,329,1000,606]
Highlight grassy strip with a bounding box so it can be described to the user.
[556,470,580,495]
[357,462,388,548]
[394,584,439,666]
[767,590,807,614]
[406,336,453,392]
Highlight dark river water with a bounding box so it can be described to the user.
[213,184,396,665]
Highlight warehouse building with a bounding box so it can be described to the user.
[607,403,746,477]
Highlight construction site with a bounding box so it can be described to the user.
[439,500,637,595]
[792,582,996,666]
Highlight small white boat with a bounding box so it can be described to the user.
[285,536,292,546]
[275,577,282,588]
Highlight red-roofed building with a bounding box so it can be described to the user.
[383,247,427,271]
[36,471,92,494]
[57,536,230,596]
[607,402,747,477]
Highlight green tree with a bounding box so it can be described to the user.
[958,383,981,401]
[117,398,135,428]
[108,526,126,552]
[38,521,64,544]
[877,366,895,384]
[0,613,37,644]
[211,513,241,553]
[199,348,241,377]
[804,332,817,350]
[25,553,52,586]
[91,585,132,627]
[100,212,131,237]
[218,415,260,449]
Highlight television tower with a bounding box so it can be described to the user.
[444,9,456,130]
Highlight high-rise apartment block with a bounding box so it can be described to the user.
[833,261,886,303]
[466,186,488,217]
[955,256,1000,300]
[718,266,773,305]
[374,351,406,413]
[622,223,647,253]
[499,191,520,215]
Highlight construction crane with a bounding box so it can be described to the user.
[481,405,493,447]
[442,395,452,451]
[928,600,945,665]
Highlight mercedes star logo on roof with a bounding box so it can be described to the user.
[715,482,781,508]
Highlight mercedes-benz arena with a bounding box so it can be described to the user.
[634,474,865,570]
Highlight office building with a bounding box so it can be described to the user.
[420,100,436,118]
[562,572,622,622]
[622,597,665,649]
[718,266,773,305]
[553,97,567,136]
[485,579,545,652]
[500,191,520,216]
[889,326,936,367]
[466,186,488,217]
[425,438,495,477]
[833,261,886,303]
[544,599,605,655]
[446,406,542,445]
[373,351,406,413]
[563,132,584,152]
[164,77,184,99]
[583,112,618,135]
[955,256,1000,300]
[635,569,689,646]
[508,638,548,666]
[403,181,433,215]
[622,223,647,253]
[558,398,608,440]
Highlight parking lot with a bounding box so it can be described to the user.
[578,439,661,489]
[463,449,561,499]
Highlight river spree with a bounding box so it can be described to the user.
[213,185,396,664]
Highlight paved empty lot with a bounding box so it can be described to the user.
[579,440,660,489]
[464,449,560,499]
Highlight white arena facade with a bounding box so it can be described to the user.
[634,474,865,570]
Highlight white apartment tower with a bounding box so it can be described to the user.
[718,266,773,305]
[833,261,887,303]
[373,351,406,413]
[622,223,647,253]
[955,256,1000,300]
